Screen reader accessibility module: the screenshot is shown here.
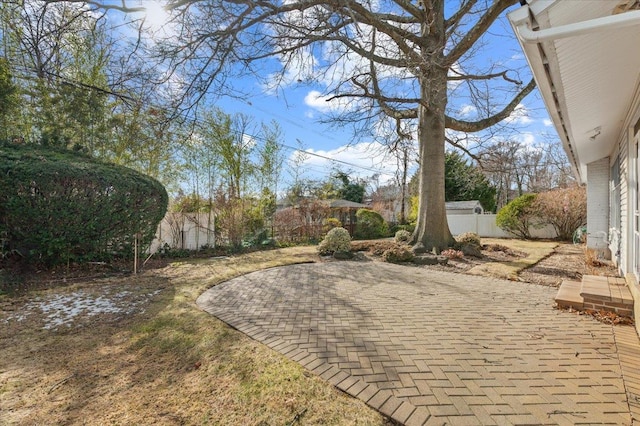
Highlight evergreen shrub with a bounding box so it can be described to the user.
[454,232,481,248]
[382,244,414,263]
[0,142,168,265]
[496,194,537,239]
[354,208,388,240]
[318,227,351,255]
[394,229,412,243]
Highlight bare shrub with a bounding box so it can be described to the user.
[273,200,331,243]
[533,186,586,241]
[441,249,464,259]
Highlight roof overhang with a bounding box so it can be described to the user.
[508,0,640,182]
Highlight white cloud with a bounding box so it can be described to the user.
[448,62,464,90]
[261,48,319,95]
[289,141,418,185]
[543,118,553,127]
[515,132,537,147]
[304,90,353,113]
[504,103,533,125]
[459,104,477,117]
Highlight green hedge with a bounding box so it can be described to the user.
[0,142,168,265]
[354,208,388,240]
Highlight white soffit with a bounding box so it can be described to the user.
[514,0,640,178]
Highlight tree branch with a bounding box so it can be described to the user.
[444,0,518,67]
[447,69,522,85]
[445,78,536,132]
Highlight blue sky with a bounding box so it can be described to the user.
[119,1,556,189]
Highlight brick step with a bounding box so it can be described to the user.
[555,275,634,317]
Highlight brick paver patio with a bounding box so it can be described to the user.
[197,261,640,425]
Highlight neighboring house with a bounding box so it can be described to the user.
[369,184,410,224]
[275,198,369,236]
[508,0,640,329]
[445,200,484,215]
[318,199,370,235]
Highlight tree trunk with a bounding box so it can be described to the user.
[412,67,454,252]
[400,146,408,224]
[412,112,454,251]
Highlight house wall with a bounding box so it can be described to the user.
[586,158,610,257]
[613,82,640,334]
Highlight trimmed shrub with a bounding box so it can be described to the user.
[394,229,412,243]
[496,194,538,239]
[317,227,351,256]
[455,232,481,248]
[389,223,415,236]
[322,217,342,234]
[0,142,168,265]
[354,208,388,240]
[382,244,415,263]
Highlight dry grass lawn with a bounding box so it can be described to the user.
[1,247,391,425]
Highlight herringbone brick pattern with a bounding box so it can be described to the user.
[197,262,639,425]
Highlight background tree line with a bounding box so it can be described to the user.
[0,1,579,255]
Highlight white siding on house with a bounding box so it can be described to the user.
[617,130,629,272]
[586,158,610,257]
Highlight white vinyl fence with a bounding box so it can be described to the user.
[150,212,558,253]
[447,214,558,239]
[150,212,216,253]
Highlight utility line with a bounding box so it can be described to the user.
[11,64,398,178]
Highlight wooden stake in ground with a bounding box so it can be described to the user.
[134,233,141,274]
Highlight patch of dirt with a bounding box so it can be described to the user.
[556,307,635,326]
[350,240,528,272]
[0,257,171,296]
[519,243,618,287]
[350,240,616,290]
[518,243,585,287]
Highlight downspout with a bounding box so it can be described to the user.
[514,9,640,43]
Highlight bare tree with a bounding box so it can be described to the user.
[480,139,575,209]
[51,0,535,251]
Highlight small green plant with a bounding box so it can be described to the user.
[455,232,481,247]
[317,227,351,256]
[382,244,415,263]
[394,230,412,243]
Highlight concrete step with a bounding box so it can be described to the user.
[556,275,634,317]
[556,279,583,310]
